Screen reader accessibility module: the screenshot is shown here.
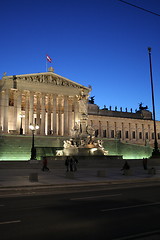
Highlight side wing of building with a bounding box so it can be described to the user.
[88,103,160,148]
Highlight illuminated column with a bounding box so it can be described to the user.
[36,94,41,135]
[107,121,109,138]
[142,124,144,141]
[13,91,18,130]
[15,91,22,132]
[0,91,2,131]
[3,89,9,133]
[52,94,57,135]
[29,92,34,125]
[122,122,124,140]
[58,97,62,136]
[25,92,30,134]
[1,91,5,131]
[129,123,131,141]
[63,95,69,136]
[114,122,117,139]
[47,95,52,135]
[99,121,102,137]
[148,124,151,141]
[40,94,45,135]
[68,97,73,135]
[74,96,79,126]
[135,123,138,141]
[50,95,53,134]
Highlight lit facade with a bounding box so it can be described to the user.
[88,103,160,148]
[0,70,160,150]
[0,70,90,136]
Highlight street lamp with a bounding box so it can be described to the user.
[29,124,39,160]
[19,113,25,135]
[148,47,160,157]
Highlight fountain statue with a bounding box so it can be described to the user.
[60,89,108,156]
[62,123,108,156]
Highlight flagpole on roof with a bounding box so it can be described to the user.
[46,57,48,72]
[46,54,52,72]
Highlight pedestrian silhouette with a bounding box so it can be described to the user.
[69,157,73,172]
[42,157,49,171]
[121,160,130,175]
[121,160,130,170]
[65,156,70,172]
[143,158,148,170]
[73,156,78,171]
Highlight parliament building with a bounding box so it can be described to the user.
[0,68,160,160]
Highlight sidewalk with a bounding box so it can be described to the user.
[1,166,160,188]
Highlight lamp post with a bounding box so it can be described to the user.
[29,124,39,160]
[19,114,25,135]
[148,47,160,157]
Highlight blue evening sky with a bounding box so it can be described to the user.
[0,0,160,120]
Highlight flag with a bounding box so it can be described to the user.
[46,54,52,63]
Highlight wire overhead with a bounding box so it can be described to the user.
[118,0,160,17]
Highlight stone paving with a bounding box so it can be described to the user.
[0,166,160,188]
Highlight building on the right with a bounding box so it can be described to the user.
[87,102,160,156]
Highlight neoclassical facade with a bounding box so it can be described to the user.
[0,69,90,136]
[0,69,160,150]
[88,103,160,148]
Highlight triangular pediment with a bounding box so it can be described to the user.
[4,72,90,91]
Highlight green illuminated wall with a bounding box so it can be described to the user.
[0,135,153,161]
[0,135,64,161]
[102,139,152,159]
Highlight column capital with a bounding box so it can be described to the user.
[68,96,74,104]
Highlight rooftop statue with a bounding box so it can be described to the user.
[139,102,148,110]
[88,96,95,104]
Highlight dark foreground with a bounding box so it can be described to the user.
[1,183,160,240]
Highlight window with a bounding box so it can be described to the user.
[158,133,160,139]
[125,131,128,139]
[145,132,148,139]
[117,130,121,139]
[103,130,106,138]
[152,132,155,139]
[111,130,114,138]
[9,97,14,106]
[95,129,98,137]
[132,131,136,139]
[139,132,142,139]
[9,91,14,106]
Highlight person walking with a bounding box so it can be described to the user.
[65,156,70,172]
[69,157,73,172]
[121,160,130,175]
[121,160,130,171]
[143,158,148,170]
[42,157,49,171]
[73,156,78,171]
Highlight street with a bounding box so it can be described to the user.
[1,183,160,240]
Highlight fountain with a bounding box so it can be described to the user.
[63,124,108,156]
[58,89,108,157]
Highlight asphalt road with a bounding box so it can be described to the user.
[1,184,160,240]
